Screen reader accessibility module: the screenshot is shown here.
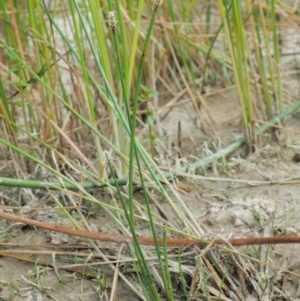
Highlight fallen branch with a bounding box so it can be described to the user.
[0,210,299,247]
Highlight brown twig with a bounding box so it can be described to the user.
[1,210,300,247]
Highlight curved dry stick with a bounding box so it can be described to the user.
[0,210,300,247]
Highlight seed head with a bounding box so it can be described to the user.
[102,149,113,164]
[107,11,117,34]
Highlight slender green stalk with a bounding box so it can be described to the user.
[205,0,212,35]
[252,3,272,117]
[107,159,160,300]
[270,0,282,112]
[128,1,161,222]
[178,249,190,301]
[127,0,144,89]
[107,11,131,124]
[163,226,174,301]
[217,0,253,142]
[109,0,131,175]
[201,20,225,94]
